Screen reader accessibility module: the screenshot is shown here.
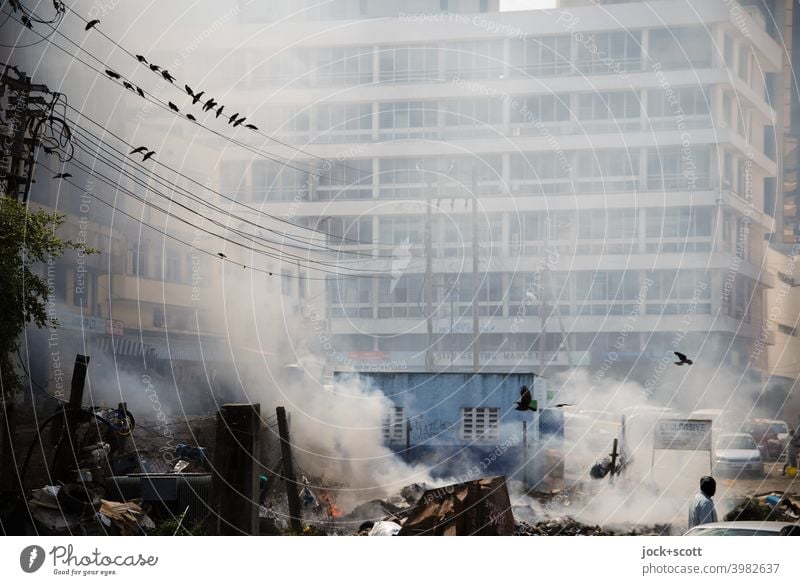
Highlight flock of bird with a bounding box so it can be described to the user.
[78,18,261,169]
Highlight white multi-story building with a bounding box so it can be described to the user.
[151,0,781,392]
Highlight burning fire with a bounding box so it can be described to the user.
[319,491,344,518]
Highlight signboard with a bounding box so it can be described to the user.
[105,319,124,336]
[653,419,713,451]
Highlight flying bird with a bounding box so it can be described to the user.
[553,403,573,408]
[105,69,121,79]
[129,146,147,154]
[149,64,161,73]
[186,114,196,121]
[245,124,258,131]
[168,101,179,113]
[142,150,156,161]
[84,19,100,31]
[673,351,693,366]
[191,91,204,105]
[514,385,537,412]
[52,172,72,179]
[161,70,175,83]
[136,54,148,64]
[215,105,224,119]
[217,252,227,259]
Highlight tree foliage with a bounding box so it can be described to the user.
[0,195,89,398]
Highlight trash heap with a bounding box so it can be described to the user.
[725,492,800,522]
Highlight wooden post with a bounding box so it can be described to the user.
[609,438,619,480]
[210,403,260,535]
[276,406,302,533]
[52,354,89,483]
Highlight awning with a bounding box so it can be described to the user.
[93,336,150,357]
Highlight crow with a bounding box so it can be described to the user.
[168,101,179,113]
[185,84,193,96]
[245,124,258,131]
[203,98,217,112]
[149,64,161,73]
[553,403,573,408]
[136,54,148,64]
[233,117,245,127]
[161,70,175,83]
[105,69,121,79]
[136,86,145,98]
[514,385,537,412]
[20,15,33,29]
[191,91,204,105]
[215,105,224,119]
[217,252,227,259]
[228,112,239,125]
[84,19,100,31]
[123,81,135,92]
[129,146,147,155]
[186,114,196,122]
[142,150,156,161]
[52,172,72,179]
[674,351,693,366]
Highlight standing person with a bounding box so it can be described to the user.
[688,476,718,528]
[783,430,799,475]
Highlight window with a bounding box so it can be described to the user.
[645,207,712,252]
[326,216,373,245]
[378,273,424,318]
[166,249,182,283]
[255,49,311,86]
[576,209,638,254]
[647,86,711,129]
[576,271,640,315]
[738,45,749,82]
[328,276,373,318]
[510,152,571,195]
[131,246,148,277]
[262,105,309,142]
[509,35,571,77]
[648,27,711,69]
[576,149,639,192]
[647,146,710,191]
[779,324,798,337]
[383,406,405,443]
[315,46,373,85]
[379,101,438,139]
[379,159,426,199]
[252,162,309,202]
[314,103,372,143]
[316,159,373,200]
[576,31,641,75]
[153,307,165,328]
[439,155,504,197]
[379,45,440,83]
[219,161,247,199]
[443,40,503,80]
[461,407,499,442]
[576,91,640,131]
[509,212,571,255]
[443,97,503,138]
[510,94,570,134]
[645,270,711,315]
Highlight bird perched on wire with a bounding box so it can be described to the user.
[149,64,161,73]
[514,385,537,412]
[161,70,175,83]
[84,19,100,31]
[228,112,240,125]
[673,351,693,366]
[217,252,227,259]
[136,86,145,98]
[136,54,148,64]
[233,116,245,127]
[191,91,204,105]
[105,69,121,79]
[168,102,179,113]
[245,123,258,131]
[122,81,135,92]
[52,172,72,179]
[142,150,156,161]
[186,114,196,122]
[203,98,218,112]
[215,105,224,119]
[129,146,147,155]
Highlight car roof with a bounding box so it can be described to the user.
[688,521,796,530]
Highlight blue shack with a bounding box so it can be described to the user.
[333,371,564,487]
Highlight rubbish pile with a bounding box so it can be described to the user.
[725,492,800,522]
[514,518,671,536]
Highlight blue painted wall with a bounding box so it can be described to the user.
[334,371,563,482]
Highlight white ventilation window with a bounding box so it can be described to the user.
[382,406,405,443]
[461,407,499,442]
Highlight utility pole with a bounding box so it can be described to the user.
[276,406,302,532]
[471,166,480,372]
[425,172,434,371]
[51,354,90,483]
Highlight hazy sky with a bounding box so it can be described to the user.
[500,0,557,10]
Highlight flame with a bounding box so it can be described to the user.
[320,491,344,518]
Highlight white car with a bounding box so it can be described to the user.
[713,433,763,477]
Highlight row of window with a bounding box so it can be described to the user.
[383,406,498,442]
[221,26,735,88]
[220,145,742,202]
[252,87,714,142]
[327,269,722,319]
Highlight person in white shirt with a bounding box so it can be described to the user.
[688,476,718,528]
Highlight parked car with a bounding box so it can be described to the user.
[684,521,800,536]
[744,419,782,460]
[765,420,793,455]
[713,433,763,477]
